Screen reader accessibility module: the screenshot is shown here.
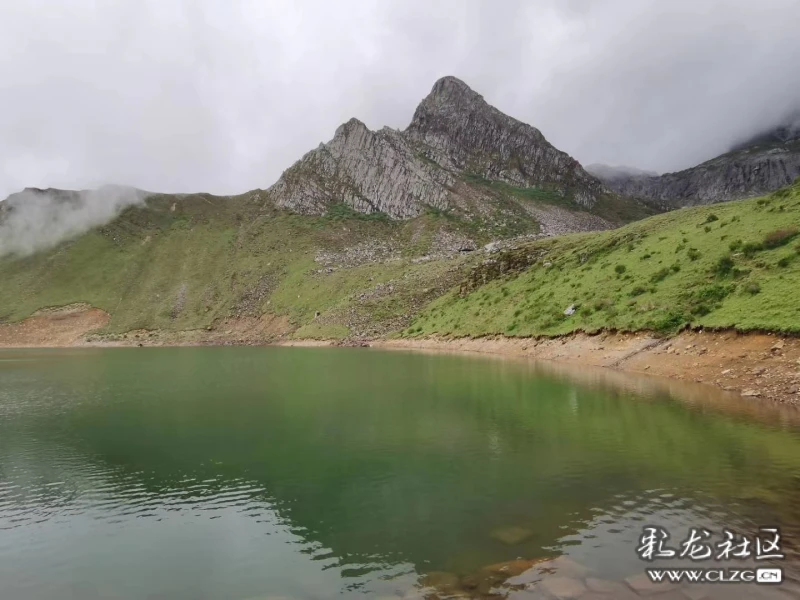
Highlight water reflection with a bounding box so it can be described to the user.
[1,347,799,599]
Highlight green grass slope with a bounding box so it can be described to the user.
[0,191,484,339]
[3,180,796,343]
[405,179,800,338]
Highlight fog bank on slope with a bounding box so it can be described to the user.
[0,186,146,257]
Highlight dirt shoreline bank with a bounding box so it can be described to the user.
[1,306,798,404]
[374,331,800,405]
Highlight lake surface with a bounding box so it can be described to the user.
[1,347,800,600]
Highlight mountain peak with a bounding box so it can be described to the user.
[333,117,369,139]
[410,76,486,126]
[269,76,608,222]
[428,76,483,102]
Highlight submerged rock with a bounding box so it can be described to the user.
[537,556,590,578]
[539,576,587,599]
[489,525,536,545]
[481,558,547,577]
[419,571,460,595]
[585,577,624,593]
[460,557,552,596]
[625,572,676,595]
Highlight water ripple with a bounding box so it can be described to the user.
[2,347,800,600]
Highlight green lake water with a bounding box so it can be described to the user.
[1,347,799,599]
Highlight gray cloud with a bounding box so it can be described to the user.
[0,186,145,257]
[1,0,798,201]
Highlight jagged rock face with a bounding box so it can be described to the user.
[406,77,602,207]
[270,118,455,219]
[593,128,800,208]
[269,76,603,219]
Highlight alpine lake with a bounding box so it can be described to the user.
[1,346,799,599]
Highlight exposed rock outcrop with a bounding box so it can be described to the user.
[269,76,606,222]
[405,77,603,208]
[269,118,454,219]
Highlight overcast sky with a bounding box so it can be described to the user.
[1,0,799,199]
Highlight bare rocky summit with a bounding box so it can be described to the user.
[404,77,602,208]
[269,76,608,224]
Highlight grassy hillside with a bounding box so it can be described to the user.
[3,180,798,343]
[404,179,800,338]
[0,191,485,339]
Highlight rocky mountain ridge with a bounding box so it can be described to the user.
[0,77,654,249]
[269,76,607,223]
[730,113,800,152]
[591,119,800,209]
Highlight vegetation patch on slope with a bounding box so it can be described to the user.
[404,179,800,338]
[461,172,657,225]
[462,172,572,206]
[0,191,477,340]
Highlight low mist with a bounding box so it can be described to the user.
[0,186,147,258]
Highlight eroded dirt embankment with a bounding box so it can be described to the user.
[0,306,294,348]
[378,331,800,405]
[1,304,798,404]
[0,304,110,347]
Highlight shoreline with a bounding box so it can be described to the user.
[130,328,800,405]
[372,331,800,405]
[1,306,799,404]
